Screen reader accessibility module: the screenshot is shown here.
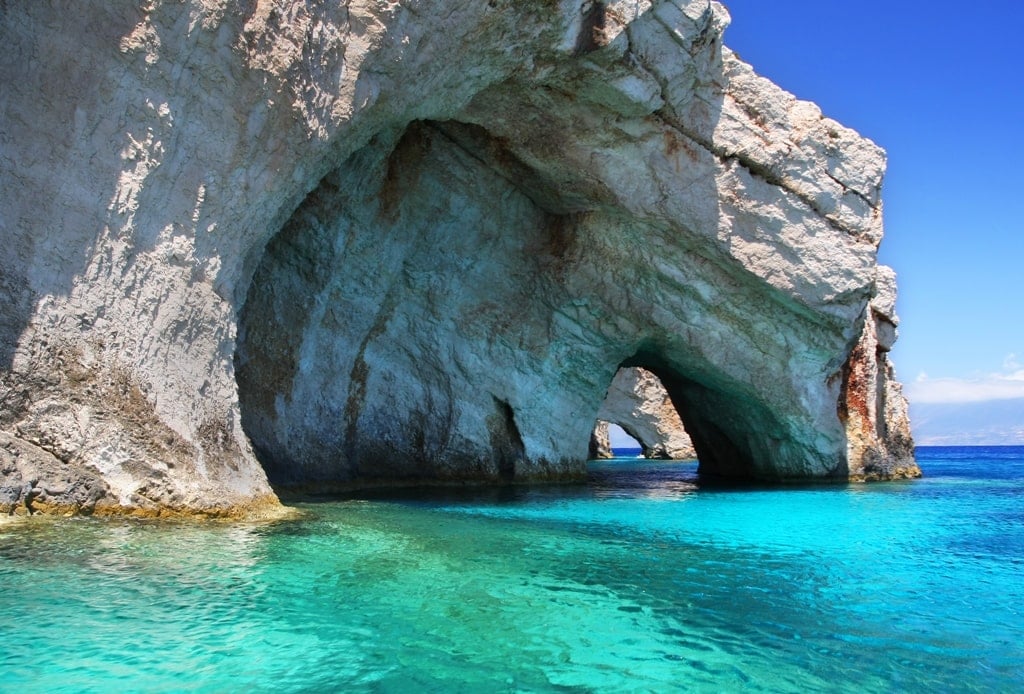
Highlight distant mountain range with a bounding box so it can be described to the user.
[909,398,1024,445]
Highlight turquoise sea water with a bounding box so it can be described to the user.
[2,446,1022,692]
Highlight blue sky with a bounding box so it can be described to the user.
[718,0,1024,406]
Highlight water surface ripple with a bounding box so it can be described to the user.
[2,447,1022,692]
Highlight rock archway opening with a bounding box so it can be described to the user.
[591,422,644,459]
[607,424,643,457]
[235,81,856,491]
[589,367,696,462]
[594,351,807,482]
[235,116,616,490]
[235,116,789,489]
[235,113,753,492]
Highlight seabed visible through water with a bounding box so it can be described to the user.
[2,447,1023,692]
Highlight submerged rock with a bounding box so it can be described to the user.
[0,0,918,515]
[590,368,696,460]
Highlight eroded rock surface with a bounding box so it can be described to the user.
[590,368,696,459]
[0,0,918,514]
[590,422,615,460]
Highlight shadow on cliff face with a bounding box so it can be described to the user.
[237,84,835,487]
[234,1,871,492]
[236,118,610,489]
[621,355,790,480]
[0,245,34,373]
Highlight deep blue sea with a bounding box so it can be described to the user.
[2,446,1022,692]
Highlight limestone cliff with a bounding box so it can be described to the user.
[590,368,696,459]
[0,0,918,516]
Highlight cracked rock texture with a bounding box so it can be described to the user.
[590,368,696,459]
[0,0,918,515]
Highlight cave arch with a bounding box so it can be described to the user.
[585,352,801,480]
[617,350,800,481]
[220,0,915,493]
[236,111,850,489]
[236,118,604,488]
[589,367,696,461]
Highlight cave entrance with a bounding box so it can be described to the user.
[235,109,790,490]
[234,117,613,489]
[589,366,697,462]
[606,423,643,458]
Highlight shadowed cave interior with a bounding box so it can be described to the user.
[235,117,795,491]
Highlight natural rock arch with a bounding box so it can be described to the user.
[590,367,695,460]
[0,0,918,516]
[236,97,908,487]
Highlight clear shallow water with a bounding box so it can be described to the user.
[2,447,1022,692]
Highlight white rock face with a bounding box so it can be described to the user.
[0,0,918,515]
[591,368,696,459]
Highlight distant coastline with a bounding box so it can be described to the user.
[910,398,1024,446]
[915,444,1024,448]
[606,444,1024,460]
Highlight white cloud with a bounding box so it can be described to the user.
[907,366,1024,404]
